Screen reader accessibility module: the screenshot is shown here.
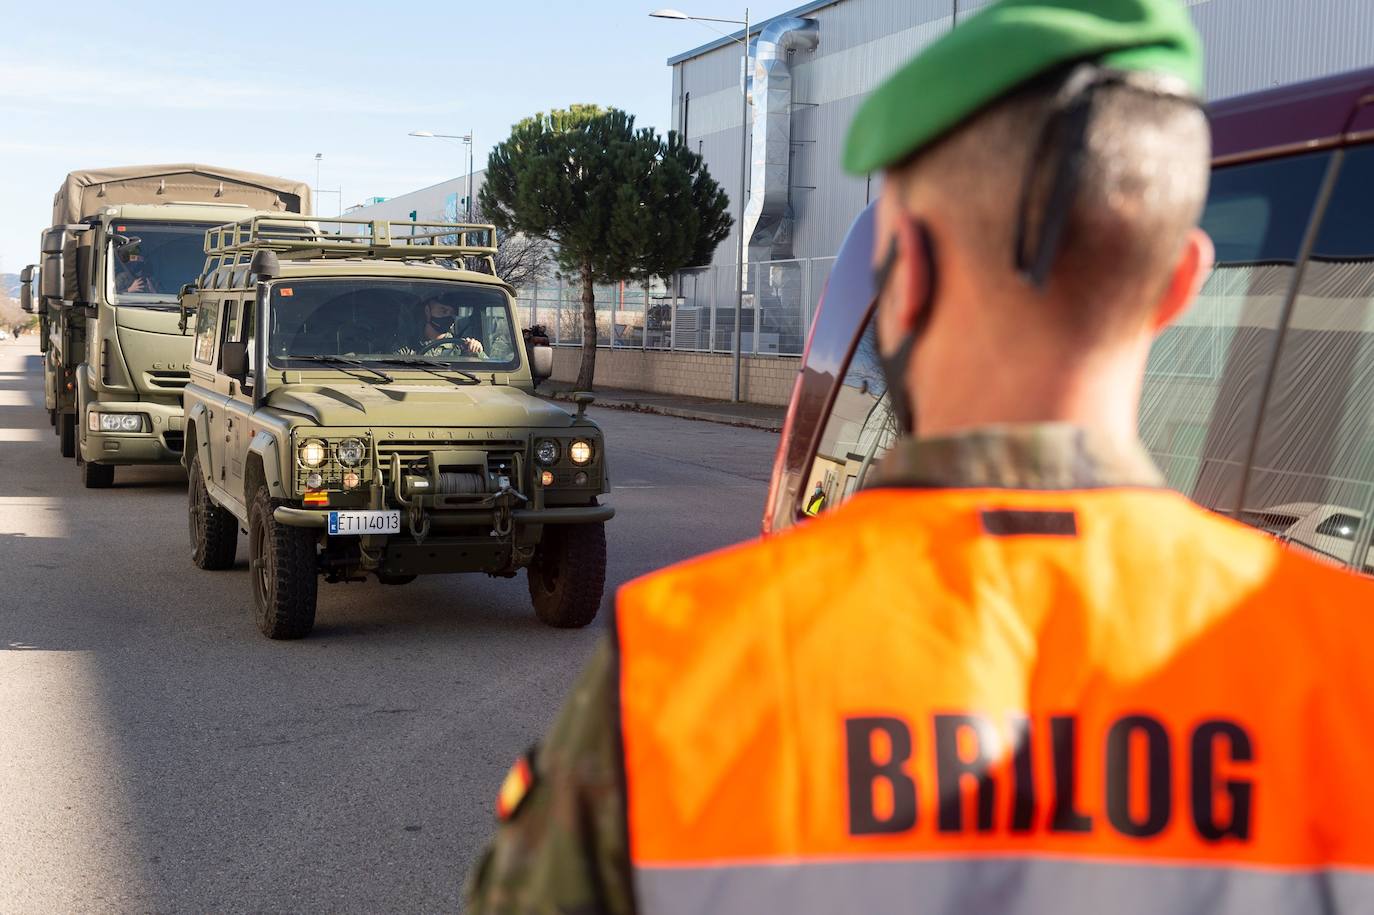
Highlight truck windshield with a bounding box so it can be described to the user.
[266,278,519,369]
[109,221,217,304]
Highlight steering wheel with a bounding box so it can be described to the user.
[418,335,482,357]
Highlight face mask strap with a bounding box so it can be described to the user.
[1014,63,1203,289]
[874,217,939,436]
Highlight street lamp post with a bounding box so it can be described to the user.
[408,130,475,221]
[652,7,751,403]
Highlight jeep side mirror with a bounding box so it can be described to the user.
[221,341,249,381]
[531,344,553,382]
[178,288,197,334]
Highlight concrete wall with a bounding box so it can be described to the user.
[550,347,798,406]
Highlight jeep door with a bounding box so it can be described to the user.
[221,295,257,508]
[189,296,232,491]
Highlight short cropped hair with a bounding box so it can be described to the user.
[892,71,1211,339]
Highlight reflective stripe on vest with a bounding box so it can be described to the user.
[615,487,1374,913]
[636,858,1374,915]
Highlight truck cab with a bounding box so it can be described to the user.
[182,215,613,639]
[38,164,310,487]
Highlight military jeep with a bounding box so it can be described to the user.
[181,215,612,639]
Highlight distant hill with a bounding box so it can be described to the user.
[2,273,18,300]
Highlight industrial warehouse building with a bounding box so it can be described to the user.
[344,170,487,226]
[672,0,1374,271]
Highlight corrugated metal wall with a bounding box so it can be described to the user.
[672,0,1374,267]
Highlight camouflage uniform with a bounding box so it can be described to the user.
[464,424,1164,914]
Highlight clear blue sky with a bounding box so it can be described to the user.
[0,0,785,272]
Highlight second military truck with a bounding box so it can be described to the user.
[38,165,310,487]
[182,215,612,638]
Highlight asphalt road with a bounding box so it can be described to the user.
[0,338,778,913]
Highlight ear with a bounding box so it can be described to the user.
[1152,227,1215,332]
[874,190,931,348]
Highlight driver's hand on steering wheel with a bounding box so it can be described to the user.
[458,336,484,356]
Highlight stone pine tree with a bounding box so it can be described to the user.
[480,104,732,389]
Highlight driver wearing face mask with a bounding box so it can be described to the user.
[116,252,159,294]
[399,298,485,357]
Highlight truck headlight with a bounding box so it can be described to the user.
[336,437,365,466]
[569,440,593,465]
[535,439,560,465]
[92,412,146,432]
[298,438,327,468]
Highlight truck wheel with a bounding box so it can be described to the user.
[248,486,318,639]
[58,413,75,458]
[49,409,55,427]
[82,459,115,489]
[527,521,606,629]
[188,454,236,570]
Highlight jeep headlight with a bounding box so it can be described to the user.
[298,438,327,468]
[535,439,560,466]
[336,437,365,467]
[569,440,593,465]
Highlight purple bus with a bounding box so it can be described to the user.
[765,66,1374,578]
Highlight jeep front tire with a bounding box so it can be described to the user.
[249,486,318,639]
[527,520,606,629]
[189,454,236,569]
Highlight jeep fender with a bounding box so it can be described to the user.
[247,431,289,500]
[185,401,212,470]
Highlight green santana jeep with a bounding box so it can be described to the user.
[181,215,612,639]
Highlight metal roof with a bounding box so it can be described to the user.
[665,0,839,65]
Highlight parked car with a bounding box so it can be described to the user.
[1241,503,1373,574]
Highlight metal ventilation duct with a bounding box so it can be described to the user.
[743,17,819,267]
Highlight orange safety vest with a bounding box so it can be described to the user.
[615,486,1374,914]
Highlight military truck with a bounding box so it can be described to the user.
[37,165,310,486]
[182,214,612,639]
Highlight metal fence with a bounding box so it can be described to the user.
[513,256,837,358]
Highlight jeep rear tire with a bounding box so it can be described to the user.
[527,520,606,629]
[249,486,318,639]
[59,412,75,458]
[82,459,115,489]
[189,454,236,570]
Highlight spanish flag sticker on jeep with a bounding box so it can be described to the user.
[279,287,294,297]
[496,751,536,822]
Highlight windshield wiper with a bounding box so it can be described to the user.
[374,357,481,385]
[291,355,394,385]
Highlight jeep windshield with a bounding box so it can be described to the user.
[266,278,519,370]
[108,220,218,305]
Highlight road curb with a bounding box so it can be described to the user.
[544,389,783,432]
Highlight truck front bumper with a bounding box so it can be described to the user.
[82,400,185,465]
[272,503,616,528]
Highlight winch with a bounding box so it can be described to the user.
[389,448,527,542]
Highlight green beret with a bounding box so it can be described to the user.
[843,0,1203,175]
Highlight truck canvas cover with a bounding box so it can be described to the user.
[52,164,312,223]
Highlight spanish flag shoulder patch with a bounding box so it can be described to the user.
[496,750,537,822]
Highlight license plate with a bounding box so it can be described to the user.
[327,510,401,536]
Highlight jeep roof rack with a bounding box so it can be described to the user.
[200,213,499,280]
